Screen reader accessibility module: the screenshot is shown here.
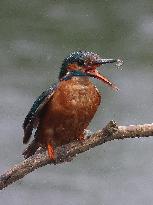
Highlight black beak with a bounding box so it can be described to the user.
[95,58,118,65]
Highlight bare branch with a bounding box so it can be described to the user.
[0,121,153,190]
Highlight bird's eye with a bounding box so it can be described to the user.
[77,59,84,66]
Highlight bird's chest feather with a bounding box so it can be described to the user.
[41,77,101,144]
[49,77,101,121]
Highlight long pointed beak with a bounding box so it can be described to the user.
[87,69,119,91]
[94,58,118,65]
[86,58,122,91]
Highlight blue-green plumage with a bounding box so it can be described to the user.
[23,83,57,144]
[59,51,97,79]
[59,51,85,79]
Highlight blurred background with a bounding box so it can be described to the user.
[1,0,153,204]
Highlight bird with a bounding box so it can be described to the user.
[22,51,121,160]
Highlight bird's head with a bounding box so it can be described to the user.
[59,51,122,90]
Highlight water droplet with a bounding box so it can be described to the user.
[116,59,124,70]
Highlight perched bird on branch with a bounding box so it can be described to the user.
[22,51,122,160]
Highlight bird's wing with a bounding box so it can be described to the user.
[23,83,57,144]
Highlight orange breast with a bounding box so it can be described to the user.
[38,77,101,147]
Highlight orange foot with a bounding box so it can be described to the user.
[47,143,55,160]
[79,134,85,142]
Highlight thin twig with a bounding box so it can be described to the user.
[0,121,153,190]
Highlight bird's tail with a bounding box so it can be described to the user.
[22,138,40,159]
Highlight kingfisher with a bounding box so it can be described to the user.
[23,51,121,160]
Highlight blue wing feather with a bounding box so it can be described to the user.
[23,83,57,143]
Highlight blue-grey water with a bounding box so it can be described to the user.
[1,1,153,204]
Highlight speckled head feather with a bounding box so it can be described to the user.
[58,51,120,90]
[59,51,102,79]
